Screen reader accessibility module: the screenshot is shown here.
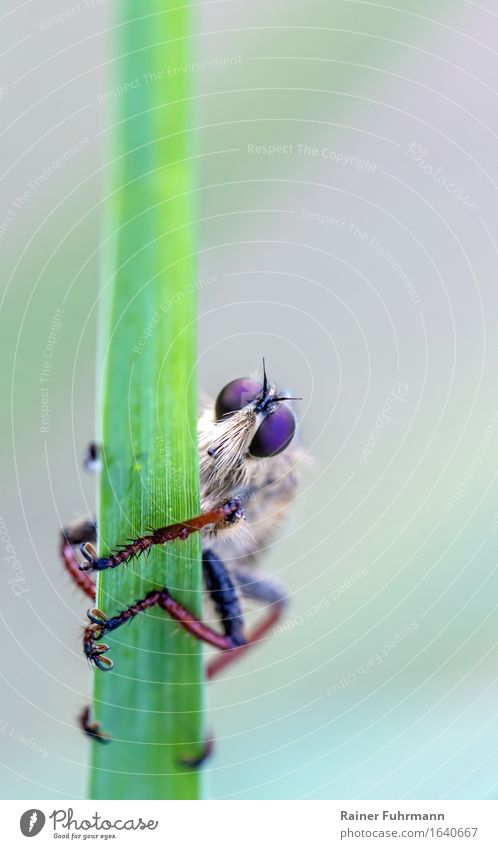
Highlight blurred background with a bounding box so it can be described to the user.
[2,0,498,800]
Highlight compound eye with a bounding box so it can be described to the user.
[215,378,262,420]
[249,405,296,458]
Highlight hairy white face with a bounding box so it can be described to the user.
[198,371,299,506]
[205,403,259,470]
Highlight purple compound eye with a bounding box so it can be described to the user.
[215,378,263,420]
[249,405,296,457]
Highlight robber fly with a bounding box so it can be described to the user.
[61,361,302,744]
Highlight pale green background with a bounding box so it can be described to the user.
[2,0,498,799]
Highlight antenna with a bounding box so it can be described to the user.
[262,357,269,396]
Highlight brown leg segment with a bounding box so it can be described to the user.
[60,533,96,601]
[83,589,242,670]
[158,592,238,651]
[79,498,244,572]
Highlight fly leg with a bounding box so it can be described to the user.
[177,565,288,764]
[60,519,97,601]
[206,569,288,679]
[60,520,108,740]
[202,549,246,648]
[80,504,246,665]
[83,575,246,672]
[79,705,111,743]
[79,498,245,572]
[76,502,245,754]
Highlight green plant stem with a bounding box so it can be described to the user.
[89,2,203,800]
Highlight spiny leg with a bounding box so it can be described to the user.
[80,547,245,757]
[79,498,245,572]
[82,589,224,758]
[206,569,288,679]
[78,498,246,678]
[60,520,97,601]
[64,509,244,745]
[83,585,246,670]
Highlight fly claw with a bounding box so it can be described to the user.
[84,609,114,671]
[179,734,214,769]
[87,608,108,627]
[94,655,113,672]
[80,706,111,743]
[79,542,98,570]
[93,642,111,654]
[79,543,112,572]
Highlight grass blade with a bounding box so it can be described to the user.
[89,1,203,800]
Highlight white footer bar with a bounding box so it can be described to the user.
[3,800,497,848]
